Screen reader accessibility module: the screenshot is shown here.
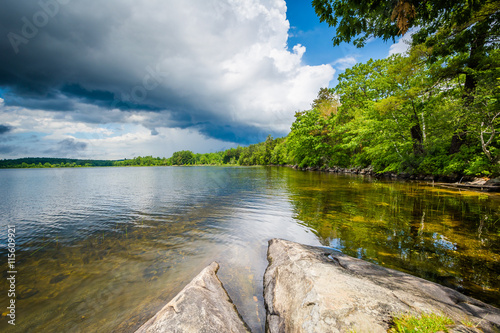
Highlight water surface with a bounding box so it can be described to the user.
[0,166,499,332]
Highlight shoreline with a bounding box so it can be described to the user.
[2,163,499,192]
[278,164,500,192]
[135,239,500,332]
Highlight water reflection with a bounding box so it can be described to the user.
[286,173,500,306]
[0,167,499,333]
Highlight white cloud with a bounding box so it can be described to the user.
[127,0,335,133]
[331,55,359,70]
[0,103,237,159]
[0,105,109,138]
[0,0,336,157]
[388,30,415,56]
[85,127,237,160]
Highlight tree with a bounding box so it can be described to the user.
[330,49,486,174]
[333,56,421,172]
[262,135,276,165]
[223,147,243,164]
[311,87,340,118]
[312,0,499,48]
[270,137,289,165]
[287,108,336,167]
[313,0,500,153]
[171,151,195,165]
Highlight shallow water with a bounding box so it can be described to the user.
[0,166,499,332]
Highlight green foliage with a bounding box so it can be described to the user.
[170,151,195,165]
[223,147,243,164]
[312,0,499,52]
[194,151,224,165]
[270,137,290,165]
[0,158,114,168]
[274,41,499,176]
[113,156,170,167]
[389,313,454,333]
[305,0,499,177]
[287,109,330,167]
[285,91,350,168]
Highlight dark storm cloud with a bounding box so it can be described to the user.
[0,145,17,154]
[0,124,13,135]
[3,92,76,111]
[0,0,136,109]
[58,138,87,151]
[43,138,87,156]
[195,123,274,145]
[0,0,333,145]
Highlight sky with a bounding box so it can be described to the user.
[0,0,410,160]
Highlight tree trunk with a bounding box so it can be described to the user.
[411,123,424,156]
[449,24,487,154]
[410,102,424,156]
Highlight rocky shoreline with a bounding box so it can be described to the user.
[285,164,464,182]
[135,262,251,333]
[264,239,500,333]
[135,239,500,333]
[276,164,500,192]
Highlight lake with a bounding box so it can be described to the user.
[0,166,499,332]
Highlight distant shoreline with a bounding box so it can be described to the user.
[2,159,499,192]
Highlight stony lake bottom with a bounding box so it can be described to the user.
[0,166,499,332]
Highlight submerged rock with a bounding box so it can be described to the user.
[485,177,500,186]
[264,238,500,333]
[135,261,250,333]
[49,273,69,284]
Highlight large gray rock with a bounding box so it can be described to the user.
[485,177,500,186]
[135,262,250,333]
[264,238,500,333]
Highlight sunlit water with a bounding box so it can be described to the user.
[0,166,499,332]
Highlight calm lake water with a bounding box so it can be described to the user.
[0,166,499,332]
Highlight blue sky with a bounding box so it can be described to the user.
[0,0,409,160]
[285,0,407,85]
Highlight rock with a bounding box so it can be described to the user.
[264,239,500,333]
[135,262,250,333]
[485,177,500,186]
[49,273,69,284]
[468,177,488,185]
[17,288,39,300]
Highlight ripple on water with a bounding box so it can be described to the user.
[0,167,499,333]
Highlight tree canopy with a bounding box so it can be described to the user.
[312,0,500,48]
[309,0,499,172]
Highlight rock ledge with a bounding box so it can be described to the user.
[135,261,250,333]
[264,238,500,333]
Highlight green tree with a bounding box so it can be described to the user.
[287,109,332,167]
[223,147,243,164]
[270,137,289,165]
[262,135,277,165]
[312,0,499,48]
[313,0,500,153]
[171,151,195,165]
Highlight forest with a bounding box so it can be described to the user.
[1,1,498,176]
[0,158,114,168]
